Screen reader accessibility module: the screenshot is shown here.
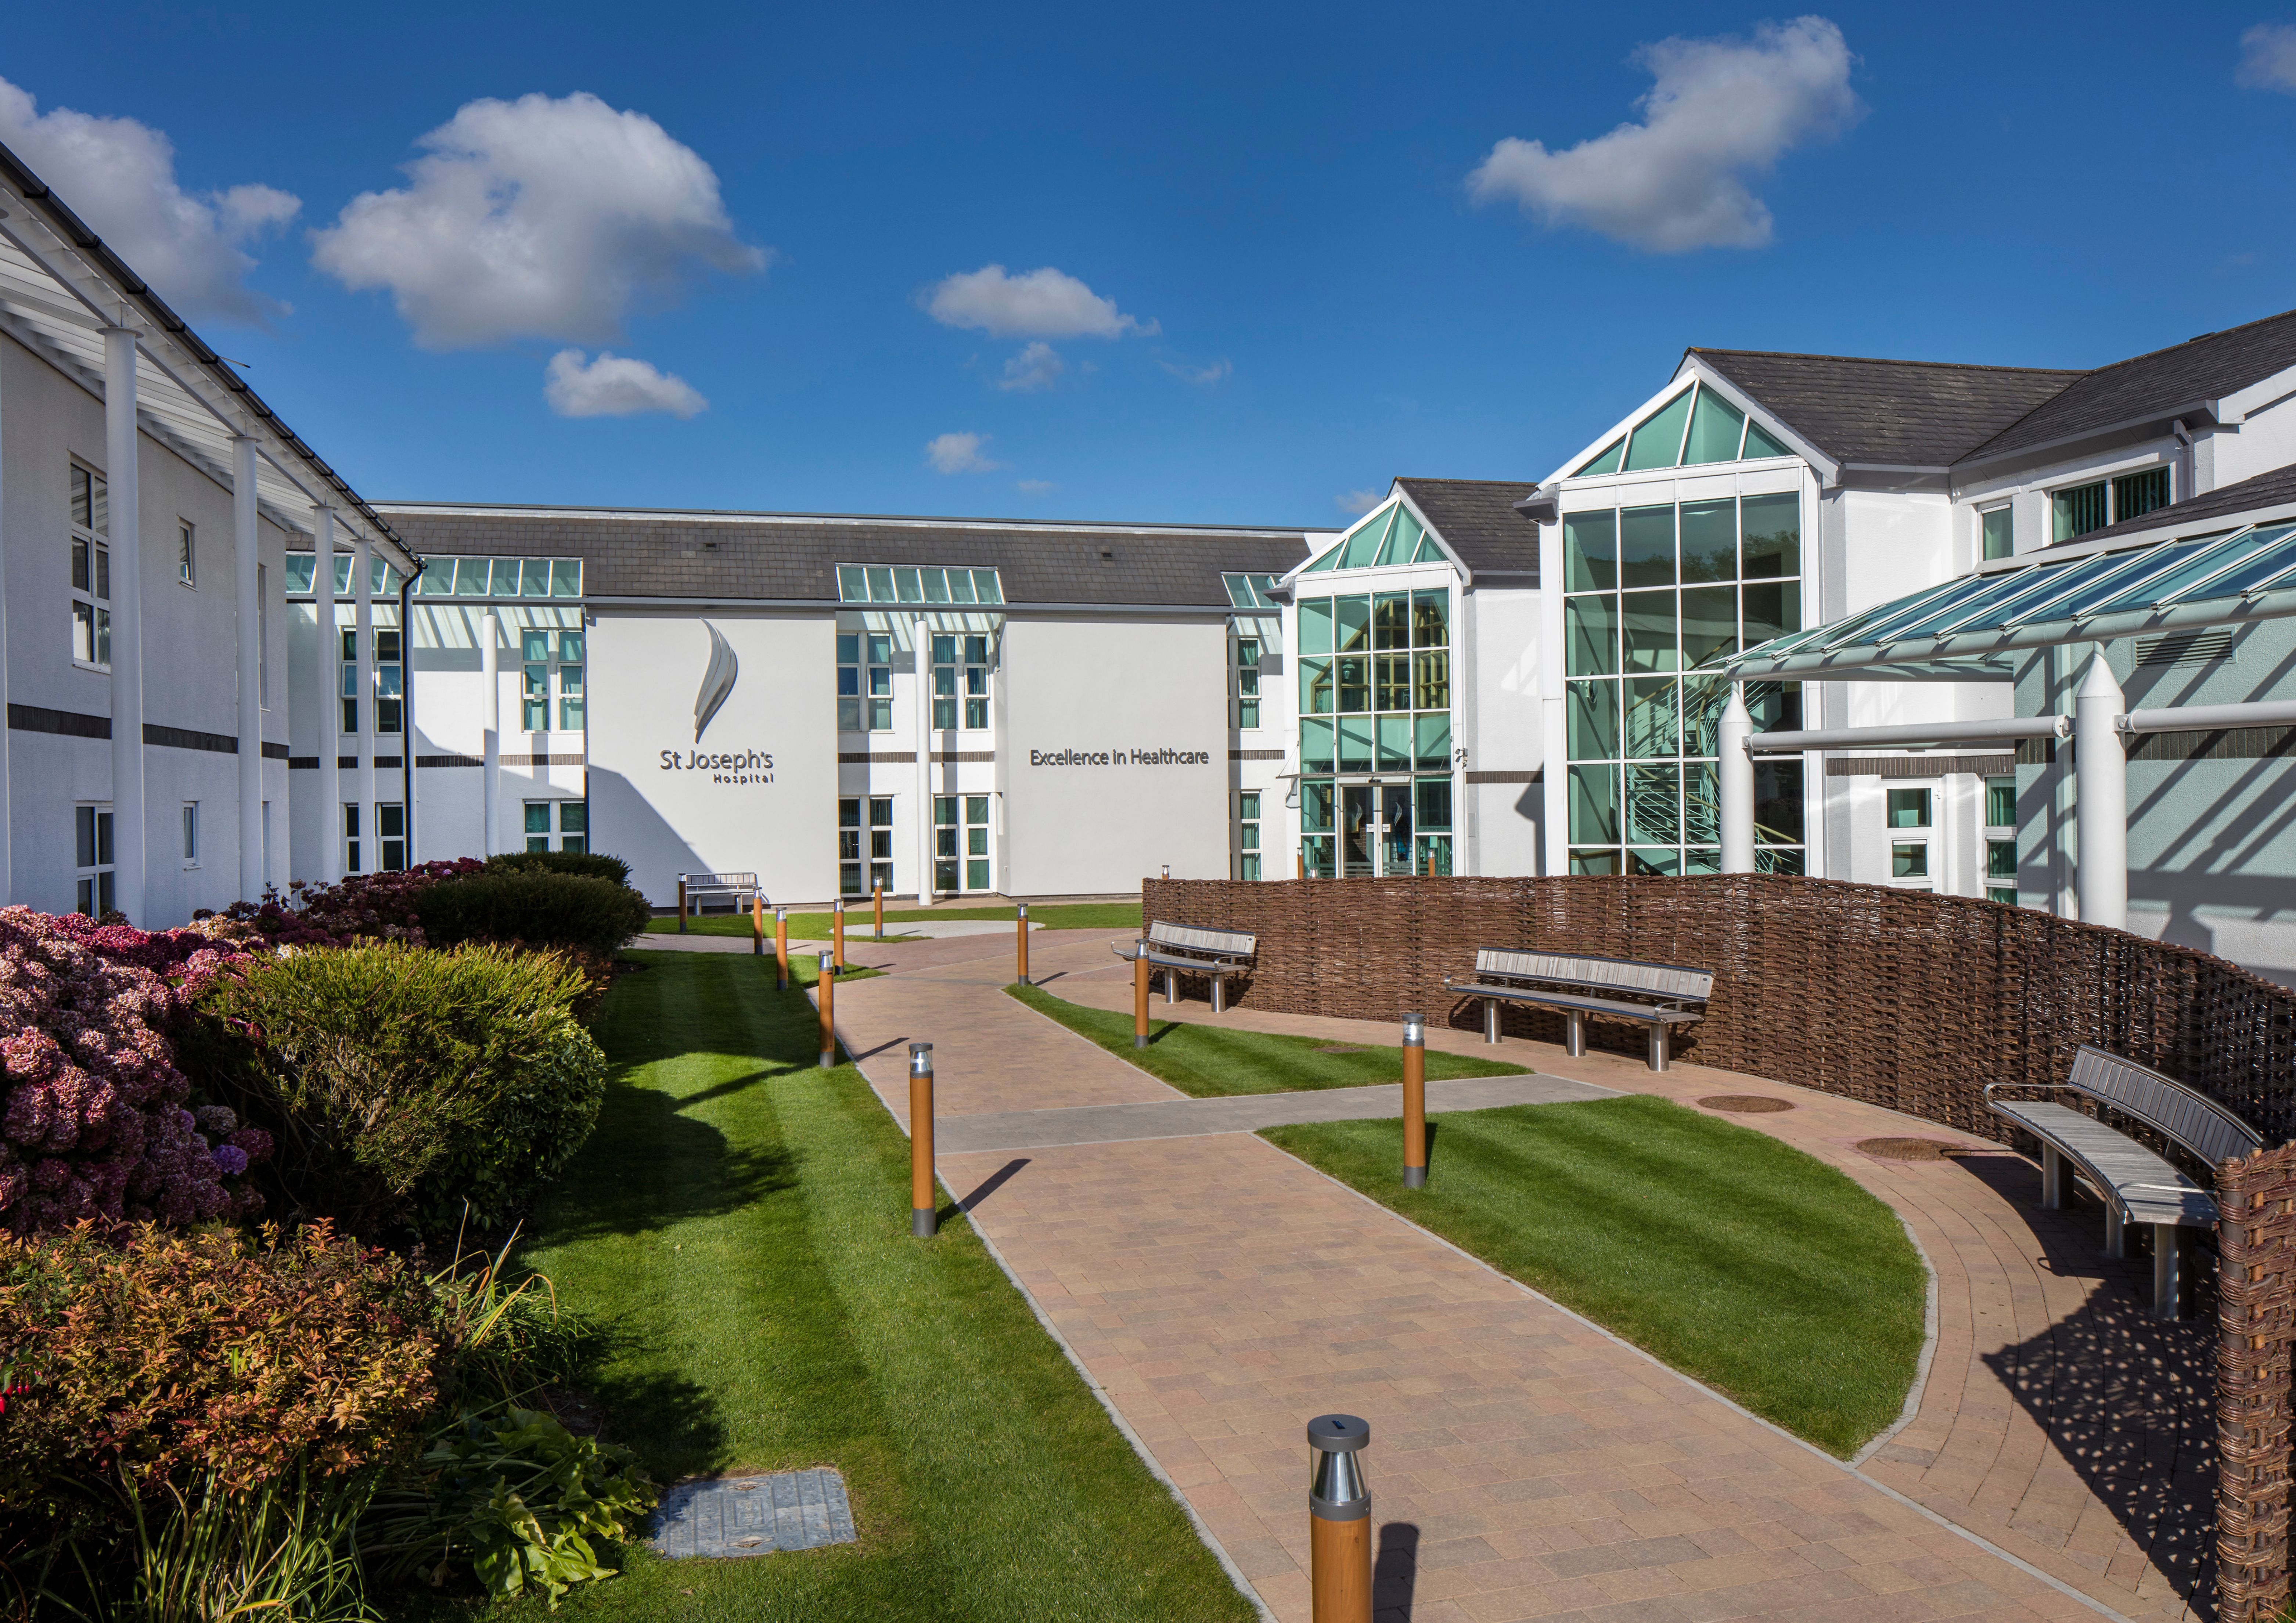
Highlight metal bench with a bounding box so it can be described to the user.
[1986,1045,2263,1320]
[1113,920,1258,1013]
[1443,949,1713,1071]
[676,870,761,931]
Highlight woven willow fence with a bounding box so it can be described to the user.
[1139,873,2296,1615]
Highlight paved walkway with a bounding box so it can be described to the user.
[826,928,2212,1623]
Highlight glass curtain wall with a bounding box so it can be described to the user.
[1563,493,1807,874]
[1297,584,1452,877]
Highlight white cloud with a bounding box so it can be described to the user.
[2239,23,2296,90]
[0,76,300,322]
[312,91,766,349]
[1467,17,1860,252]
[926,432,1005,474]
[998,341,1066,392]
[1160,356,1233,386]
[1336,489,1385,516]
[924,264,1154,339]
[1015,479,1055,495]
[543,349,707,419]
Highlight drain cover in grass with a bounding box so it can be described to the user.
[1857,1137,1967,1161]
[650,1468,857,1558]
[1699,1094,1793,1113]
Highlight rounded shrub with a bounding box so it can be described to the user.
[414,872,650,958]
[482,850,633,888]
[194,944,608,1237]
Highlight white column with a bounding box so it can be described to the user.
[312,505,338,883]
[104,325,145,923]
[353,533,375,871]
[1719,683,1756,874]
[2074,645,2127,931]
[233,436,262,901]
[915,616,932,901]
[481,610,500,855]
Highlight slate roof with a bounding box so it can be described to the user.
[2044,461,2296,552]
[1688,350,2079,469]
[1960,307,2296,465]
[1392,478,1542,580]
[375,504,1314,607]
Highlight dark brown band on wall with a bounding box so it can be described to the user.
[1826,754,2015,778]
[1464,770,1540,784]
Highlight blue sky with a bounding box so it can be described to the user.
[5,2,2296,527]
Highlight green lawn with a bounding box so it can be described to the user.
[651,901,1140,941]
[1262,1097,1926,1456]
[486,948,1251,1621]
[1008,982,1530,1097]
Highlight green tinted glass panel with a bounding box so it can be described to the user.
[1987,778,2016,828]
[1411,590,1449,646]
[1742,581,1801,645]
[1563,511,1617,591]
[1568,764,1619,844]
[1415,777,1453,831]
[1411,533,1444,563]
[947,570,978,604]
[1684,847,1721,874]
[1742,418,1792,459]
[1567,680,1617,760]
[1623,677,1678,758]
[1373,592,1411,649]
[1414,713,1451,771]
[1570,850,1623,876]
[1621,590,1677,672]
[1680,585,1738,670]
[1299,598,1333,654]
[1302,542,1342,572]
[1679,499,1737,583]
[551,560,582,597]
[1626,763,1681,844]
[1339,508,1393,569]
[1302,780,1335,832]
[1575,437,1625,477]
[1379,507,1425,566]
[1565,595,1618,676]
[1981,507,2014,562]
[1300,657,1334,715]
[837,565,866,600]
[1681,387,1747,466]
[1742,493,1800,577]
[1887,788,1931,828]
[1988,838,2017,880]
[1756,760,1805,844]
[972,570,1003,604]
[1623,390,1694,471]
[1337,715,1374,772]
[1301,717,1335,773]
[1681,675,1727,758]
[1685,763,1721,844]
[866,566,895,601]
[1335,595,1371,652]
[1336,656,1369,712]
[1619,505,1675,588]
[1376,715,1412,770]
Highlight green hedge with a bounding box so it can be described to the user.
[196,944,607,1237]
[415,871,650,957]
[482,850,633,887]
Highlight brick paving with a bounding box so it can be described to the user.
[828,928,2206,1622]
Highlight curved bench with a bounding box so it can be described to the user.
[1114,921,1257,1013]
[1444,949,1712,1072]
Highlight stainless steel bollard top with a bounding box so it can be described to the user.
[1018,903,1028,921]
[1306,1414,1370,1521]
[777,906,787,922]
[1161,864,1171,879]
[910,1042,933,1078]
[834,897,844,912]
[1403,1012,1425,1047]
[817,950,834,975]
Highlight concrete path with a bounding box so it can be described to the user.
[824,927,2193,1623]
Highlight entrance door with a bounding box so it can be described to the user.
[1340,785,1375,878]
[1380,785,1414,876]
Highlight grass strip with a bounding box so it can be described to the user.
[652,901,1140,941]
[1262,1096,1926,1457]
[492,948,1251,1622]
[1008,982,1529,1097]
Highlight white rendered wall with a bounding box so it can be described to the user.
[1467,585,1541,876]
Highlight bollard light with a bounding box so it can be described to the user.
[909,1043,937,1237]
[1402,1013,1427,1189]
[677,872,689,934]
[833,897,847,970]
[816,950,836,1068]
[752,892,765,956]
[1307,1414,1372,1623]
[1161,863,1170,880]
[1016,902,1030,987]
[774,906,789,992]
[1132,939,1151,1049]
[874,883,885,941]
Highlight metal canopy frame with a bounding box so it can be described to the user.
[1726,521,2296,681]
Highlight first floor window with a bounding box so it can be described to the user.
[1980,505,2013,561]
[934,796,991,892]
[71,465,111,669]
[376,630,403,735]
[344,803,362,873]
[379,804,407,872]
[1235,635,1262,729]
[1884,785,1933,889]
[521,628,583,731]
[524,800,586,854]
[838,632,895,732]
[74,803,114,918]
[181,802,199,866]
[840,797,893,894]
[931,634,990,730]
[1985,773,2017,905]
[341,628,360,735]
[178,521,196,588]
[1238,791,1261,880]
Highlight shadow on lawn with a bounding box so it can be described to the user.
[541,1080,800,1245]
[1948,1150,2218,1613]
[586,1357,732,1478]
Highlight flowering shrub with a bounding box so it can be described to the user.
[223,859,485,950]
[0,908,269,1235]
[0,1220,439,1521]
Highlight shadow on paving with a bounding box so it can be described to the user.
[1950,1150,2219,1614]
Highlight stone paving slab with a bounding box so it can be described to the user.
[649,1468,858,1558]
[935,1071,1615,1154]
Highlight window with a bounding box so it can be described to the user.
[1985,775,2017,905]
[517,628,583,731]
[376,630,403,735]
[1562,494,1806,874]
[181,802,199,867]
[378,803,407,871]
[1885,787,1933,890]
[413,556,582,598]
[2113,467,2171,526]
[1887,788,1932,827]
[258,564,270,708]
[835,565,1004,605]
[1234,634,1261,729]
[1297,499,1443,573]
[935,795,992,892]
[931,634,990,729]
[73,804,114,919]
[523,800,582,855]
[70,465,110,669]
[838,632,894,732]
[177,522,195,588]
[1238,791,1262,881]
[344,803,362,873]
[557,632,583,730]
[340,628,360,734]
[1980,505,2014,562]
[2052,481,2109,542]
[1892,842,1930,879]
[841,797,894,895]
[1570,381,1793,479]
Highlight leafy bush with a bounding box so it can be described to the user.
[413,872,650,959]
[194,945,607,1237]
[368,1406,654,1608]
[484,851,633,888]
[222,860,485,951]
[0,907,269,1234]
[0,1220,439,1523]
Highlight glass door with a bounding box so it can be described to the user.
[1340,785,1376,878]
[1379,785,1414,875]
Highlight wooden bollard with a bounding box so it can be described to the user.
[834,898,846,970]
[1308,1415,1372,1623]
[909,1043,937,1237]
[774,906,789,992]
[677,872,688,933]
[874,884,884,941]
[1016,902,1030,986]
[1132,938,1151,1049]
[816,951,837,1068]
[1403,1012,1427,1188]
[752,892,764,956]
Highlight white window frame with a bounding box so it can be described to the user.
[177,520,196,588]
[1234,632,1262,730]
[841,796,894,894]
[378,802,407,871]
[522,798,585,854]
[343,802,363,873]
[74,802,115,918]
[1977,502,2014,563]
[69,464,110,672]
[929,633,992,731]
[1238,790,1262,880]
[1983,774,2017,906]
[517,626,582,733]
[181,801,199,868]
[1883,783,1936,891]
[838,631,895,733]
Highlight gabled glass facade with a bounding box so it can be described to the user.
[1571,380,1793,478]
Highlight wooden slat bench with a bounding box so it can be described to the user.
[1113,921,1258,1013]
[1443,949,1713,1072]
[676,870,761,932]
[1986,1044,2263,1320]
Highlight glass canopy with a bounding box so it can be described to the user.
[1298,499,1447,574]
[1572,380,1794,478]
[1728,522,2296,680]
[835,565,1005,605]
[1223,572,1280,609]
[286,553,425,597]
